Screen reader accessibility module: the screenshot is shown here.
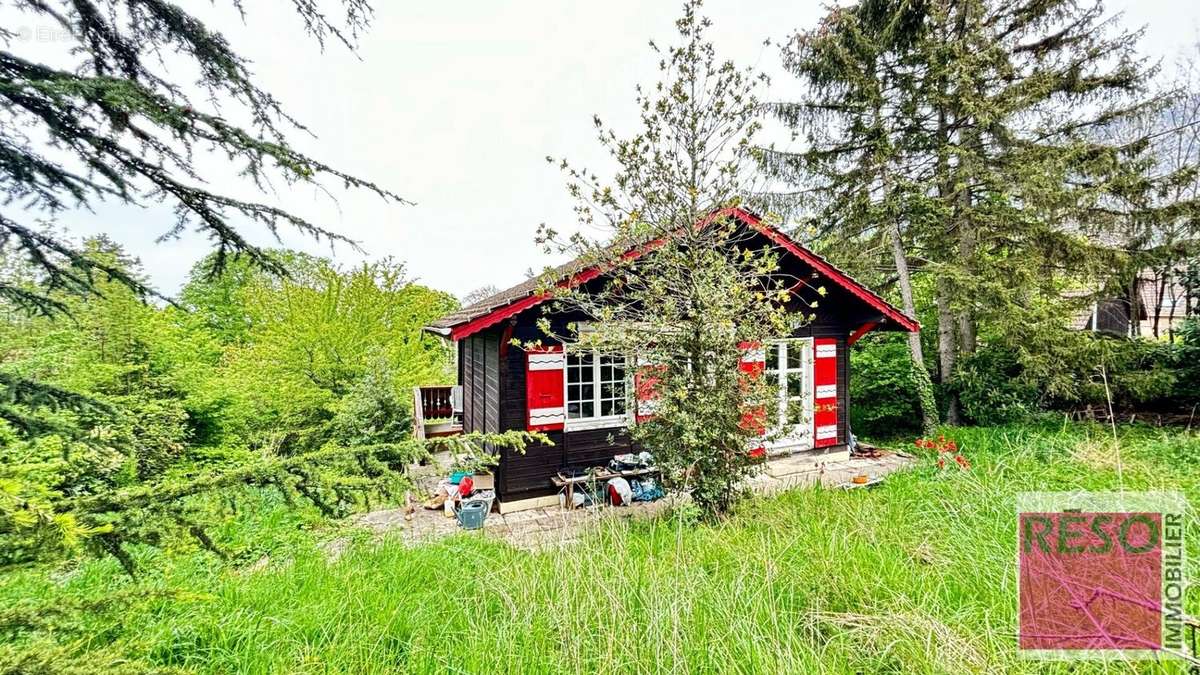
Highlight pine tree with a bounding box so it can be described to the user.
[538,0,808,516]
[759,0,939,433]
[2,0,412,468]
[2,1,405,315]
[764,0,1194,423]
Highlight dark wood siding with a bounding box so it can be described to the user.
[460,337,474,431]
[564,428,635,469]
[498,321,558,497]
[479,234,891,498]
[836,335,849,446]
[471,336,484,431]
[461,331,500,435]
[484,336,500,434]
[490,318,642,499]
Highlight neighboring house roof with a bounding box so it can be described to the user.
[426,207,920,341]
[1065,271,1196,332]
[1137,271,1190,318]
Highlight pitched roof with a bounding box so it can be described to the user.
[426,207,919,340]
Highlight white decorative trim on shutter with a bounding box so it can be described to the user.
[739,346,766,365]
[528,351,566,370]
[529,406,565,426]
[812,338,840,448]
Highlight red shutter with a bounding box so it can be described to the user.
[813,337,839,447]
[738,341,768,455]
[634,357,664,423]
[526,346,565,431]
[737,341,765,378]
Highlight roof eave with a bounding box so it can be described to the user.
[428,206,922,340]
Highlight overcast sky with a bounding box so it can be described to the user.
[11,1,1200,300]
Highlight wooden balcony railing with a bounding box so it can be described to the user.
[413,385,462,440]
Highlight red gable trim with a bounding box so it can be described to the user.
[848,321,879,346]
[448,240,664,341]
[447,208,917,340]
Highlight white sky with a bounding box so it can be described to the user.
[10,0,1200,300]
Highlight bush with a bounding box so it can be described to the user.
[954,332,1193,423]
[1097,338,1178,409]
[1173,318,1200,407]
[849,334,925,437]
[955,345,1040,425]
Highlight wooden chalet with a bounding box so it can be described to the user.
[418,207,919,509]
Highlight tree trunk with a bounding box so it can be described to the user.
[933,73,963,426]
[1128,275,1142,337]
[955,117,979,357]
[884,184,938,434]
[1153,272,1167,339]
[1166,272,1180,343]
[937,277,961,425]
[956,216,977,355]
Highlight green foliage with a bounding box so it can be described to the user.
[2,0,402,319]
[329,352,412,447]
[951,333,1197,424]
[955,347,1040,426]
[1176,318,1200,404]
[763,0,1199,425]
[848,333,924,437]
[0,239,504,573]
[190,255,457,449]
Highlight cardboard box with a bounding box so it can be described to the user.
[471,473,495,490]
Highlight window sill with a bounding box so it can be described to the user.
[564,416,630,432]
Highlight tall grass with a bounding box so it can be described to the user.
[4,421,1199,673]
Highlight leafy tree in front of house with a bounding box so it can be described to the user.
[537,0,818,516]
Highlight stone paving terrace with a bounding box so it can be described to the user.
[349,451,915,552]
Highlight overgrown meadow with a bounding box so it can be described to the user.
[4,421,1197,673]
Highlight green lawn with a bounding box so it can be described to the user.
[4,421,1199,673]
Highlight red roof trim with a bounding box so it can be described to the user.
[848,321,880,346]
[448,239,665,341]
[446,208,918,340]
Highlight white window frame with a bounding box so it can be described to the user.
[564,350,631,431]
[764,338,814,450]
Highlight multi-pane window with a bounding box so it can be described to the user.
[567,352,627,423]
[765,340,808,430]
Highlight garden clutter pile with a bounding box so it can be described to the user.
[609,451,653,472]
[554,452,665,509]
[605,475,666,506]
[423,471,496,528]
